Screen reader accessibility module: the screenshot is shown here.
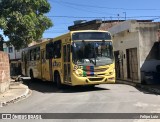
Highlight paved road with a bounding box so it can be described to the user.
[1,80,160,122]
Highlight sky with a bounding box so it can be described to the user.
[2,0,160,41]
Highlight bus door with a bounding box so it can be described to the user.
[45,42,54,81]
[49,58,53,81]
[63,43,71,84]
[41,49,44,79]
[24,52,27,76]
[22,51,27,76]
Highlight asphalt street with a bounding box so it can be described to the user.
[0,80,160,122]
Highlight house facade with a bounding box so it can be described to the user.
[3,43,22,76]
[108,20,160,83]
[3,43,22,60]
[2,38,50,76]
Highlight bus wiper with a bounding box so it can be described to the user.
[89,59,96,65]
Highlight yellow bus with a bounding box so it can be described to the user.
[21,30,115,88]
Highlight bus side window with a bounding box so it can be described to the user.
[63,45,66,62]
[34,48,36,60]
[30,49,35,61]
[67,44,70,62]
[30,50,33,61]
[27,51,30,61]
[46,45,49,59]
[46,42,54,59]
[22,51,24,62]
[42,50,46,63]
[53,40,61,59]
[36,47,40,60]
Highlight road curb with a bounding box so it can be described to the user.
[116,80,137,87]
[0,84,31,107]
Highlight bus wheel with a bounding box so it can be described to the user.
[55,73,62,89]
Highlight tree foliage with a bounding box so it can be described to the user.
[0,0,53,49]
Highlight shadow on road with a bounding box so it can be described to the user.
[23,79,110,93]
[116,82,160,95]
[135,86,160,95]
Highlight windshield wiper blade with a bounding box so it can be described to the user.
[89,59,96,65]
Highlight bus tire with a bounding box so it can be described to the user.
[55,72,62,89]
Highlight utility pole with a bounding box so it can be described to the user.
[117,14,120,22]
[110,16,112,21]
[123,12,126,20]
[103,17,105,23]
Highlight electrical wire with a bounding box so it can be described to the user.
[51,0,160,11]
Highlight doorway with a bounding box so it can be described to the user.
[126,48,138,81]
[63,44,71,83]
[114,51,124,79]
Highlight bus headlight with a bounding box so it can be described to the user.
[107,69,115,75]
[75,70,83,76]
[110,69,115,74]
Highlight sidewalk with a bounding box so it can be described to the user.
[116,80,160,95]
[0,81,31,107]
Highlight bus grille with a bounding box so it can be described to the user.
[94,68,108,72]
[88,78,104,81]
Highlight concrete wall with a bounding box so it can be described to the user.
[108,20,143,82]
[0,51,10,93]
[138,23,160,80]
[109,20,160,83]
[112,30,141,82]
[68,20,124,31]
[99,22,121,30]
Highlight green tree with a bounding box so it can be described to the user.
[0,0,53,50]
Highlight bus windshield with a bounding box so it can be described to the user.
[72,32,111,40]
[72,40,114,66]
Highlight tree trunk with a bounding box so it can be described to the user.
[0,34,4,51]
[0,40,3,51]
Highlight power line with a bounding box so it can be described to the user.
[48,15,106,19]
[52,0,116,15]
[47,15,160,19]
[51,0,160,11]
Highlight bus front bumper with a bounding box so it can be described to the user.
[71,73,115,86]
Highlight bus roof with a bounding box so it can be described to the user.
[22,30,111,51]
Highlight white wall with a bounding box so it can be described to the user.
[109,21,160,83]
[112,31,140,82]
[108,20,142,82]
[139,23,160,72]
[3,43,22,60]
